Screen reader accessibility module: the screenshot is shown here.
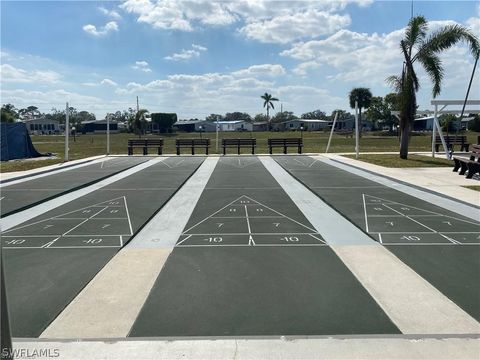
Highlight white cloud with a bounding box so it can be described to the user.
[164,44,207,61]
[239,9,351,44]
[192,43,208,51]
[231,64,285,77]
[100,78,118,86]
[292,61,322,76]
[132,60,152,72]
[83,21,119,37]
[120,0,237,31]
[1,89,103,109]
[0,64,61,83]
[99,6,122,20]
[119,0,370,43]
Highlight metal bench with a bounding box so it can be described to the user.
[452,144,480,179]
[222,138,256,155]
[434,135,469,152]
[268,138,303,154]
[127,139,164,155]
[176,138,210,155]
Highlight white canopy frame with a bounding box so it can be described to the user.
[430,99,480,159]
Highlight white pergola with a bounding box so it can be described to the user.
[431,99,480,158]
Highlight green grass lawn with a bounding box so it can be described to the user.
[342,154,453,168]
[462,185,480,192]
[1,131,478,173]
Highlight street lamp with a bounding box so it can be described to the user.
[198,125,203,139]
[300,125,304,142]
[72,126,76,142]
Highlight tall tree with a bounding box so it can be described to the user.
[260,92,279,130]
[301,110,327,120]
[1,104,18,123]
[130,109,149,137]
[271,111,296,123]
[387,15,479,159]
[348,88,372,135]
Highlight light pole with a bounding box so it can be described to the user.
[199,125,203,139]
[300,125,304,142]
[72,126,76,142]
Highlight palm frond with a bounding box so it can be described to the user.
[418,53,444,97]
[269,102,275,110]
[414,24,480,62]
[385,75,402,92]
[270,97,279,102]
[405,16,428,49]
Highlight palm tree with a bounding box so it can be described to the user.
[387,16,479,159]
[130,109,149,137]
[349,88,372,135]
[261,93,279,130]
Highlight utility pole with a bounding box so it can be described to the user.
[65,102,69,162]
[136,96,139,112]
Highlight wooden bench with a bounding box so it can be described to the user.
[433,135,469,152]
[176,138,210,155]
[128,139,163,155]
[453,144,480,179]
[268,138,303,154]
[222,138,256,155]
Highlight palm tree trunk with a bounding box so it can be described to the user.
[358,108,362,137]
[267,106,270,131]
[399,120,410,159]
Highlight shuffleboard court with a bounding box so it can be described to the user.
[274,155,480,321]
[129,156,400,337]
[0,156,148,216]
[1,156,204,337]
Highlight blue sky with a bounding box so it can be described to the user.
[1,1,479,119]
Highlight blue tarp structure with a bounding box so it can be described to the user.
[0,122,45,161]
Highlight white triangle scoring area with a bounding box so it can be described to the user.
[362,194,480,245]
[177,195,326,247]
[2,197,133,249]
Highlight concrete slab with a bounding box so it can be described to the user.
[12,337,480,360]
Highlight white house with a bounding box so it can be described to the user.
[23,117,60,135]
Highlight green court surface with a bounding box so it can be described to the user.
[1,157,204,337]
[274,155,480,321]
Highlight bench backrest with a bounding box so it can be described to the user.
[268,138,302,145]
[222,138,256,145]
[434,135,466,143]
[128,139,164,146]
[128,139,146,146]
[145,139,163,146]
[176,139,210,146]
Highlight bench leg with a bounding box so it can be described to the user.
[143,147,148,156]
[158,147,162,155]
[435,144,439,152]
[128,147,132,156]
[466,163,479,179]
[252,146,255,155]
[176,147,180,156]
[205,147,209,155]
[238,145,240,155]
[223,146,226,156]
[283,146,287,154]
[191,146,194,155]
[269,147,273,155]
[452,159,461,172]
[298,146,302,154]
[459,162,468,175]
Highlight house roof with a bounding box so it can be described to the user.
[283,119,329,123]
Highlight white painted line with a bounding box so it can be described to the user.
[0,158,164,232]
[378,233,383,244]
[363,194,369,232]
[261,157,480,334]
[175,235,193,246]
[123,196,134,236]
